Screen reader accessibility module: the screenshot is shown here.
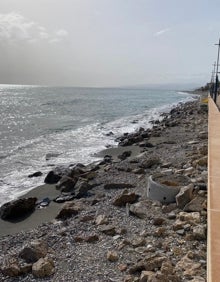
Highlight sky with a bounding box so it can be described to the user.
[0,0,219,87]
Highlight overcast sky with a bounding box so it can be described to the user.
[0,0,219,87]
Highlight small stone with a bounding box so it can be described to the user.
[107,250,119,262]
[167,212,176,219]
[173,219,186,231]
[176,229,185,236]
[113,190,139,206]
[152,217,165,226]
[95,214,109,225]
[84,234,99,243]
[118,264,127,272]
[131,237,146,247]
[190,276,206,282]
[160,260,173,275]
[154,227,166,237]
[178,211,201,223]
[139,270,155,282]
[192,225,206,240]
[28,171,43,178]
[162,203,177,213]
[99,225,116,236]
[133,168,145,174]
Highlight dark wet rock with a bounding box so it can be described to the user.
[119,138,134,147]
[28,171,43,178]
[104,183,134,189]
[141,131,150,139]
[19,240,48,263]
[73,179,91,198]
[118,150,132,160]
[112,190,139,207]
[0,198,37,220]
[106,131,114,136]
[44,164,87,184]
[56,176,78,192]
[139,141,154,148]
[44,166,71,184]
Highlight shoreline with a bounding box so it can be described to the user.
[0,95,208,281]
[0,89,203,207]
[0,93,207,236]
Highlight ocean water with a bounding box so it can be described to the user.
[0,85,197,205]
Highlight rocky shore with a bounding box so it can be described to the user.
[0,97,208,281]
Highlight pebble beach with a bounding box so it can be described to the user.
[0,95,208,281]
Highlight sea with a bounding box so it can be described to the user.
[0,85,198,205]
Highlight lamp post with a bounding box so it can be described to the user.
[214,39,220,103]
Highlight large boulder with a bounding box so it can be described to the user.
[73,179,91,198]
[55,176,78,192]
[44,166,71,184]
[0,198,37,220]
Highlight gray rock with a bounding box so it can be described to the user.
[56,175,78,192]
[175,184,193,209]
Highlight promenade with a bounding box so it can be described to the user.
[208,97,220,281]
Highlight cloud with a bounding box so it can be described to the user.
[0,12,68,44]
[154,28,170,37]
